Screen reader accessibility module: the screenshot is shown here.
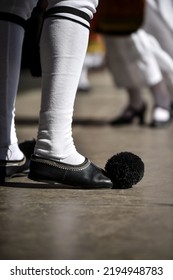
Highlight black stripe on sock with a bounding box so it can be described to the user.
[44,6,91,24]
[0,12,26,29]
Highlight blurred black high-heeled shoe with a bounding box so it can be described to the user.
[110,103,147,126]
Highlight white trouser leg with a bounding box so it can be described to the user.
[0,0,38,20]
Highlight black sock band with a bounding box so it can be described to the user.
[0,12,26,29]
[44,6,90,29]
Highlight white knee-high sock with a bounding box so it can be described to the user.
[0,21,24,160]
[34,12,91,164]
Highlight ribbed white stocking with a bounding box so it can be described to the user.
[34,13,91,164]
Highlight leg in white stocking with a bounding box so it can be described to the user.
[0,0,38,161]
[35,1,98,165]
[0,21,24,160]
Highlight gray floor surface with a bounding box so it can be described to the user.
[0,69,173,260]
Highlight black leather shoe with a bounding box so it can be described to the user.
[0,139,36,182]
[28,155,113,189]
[110,103,146,126]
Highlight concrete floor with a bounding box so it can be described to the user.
[0,69,173,260]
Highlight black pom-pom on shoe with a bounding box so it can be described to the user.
[105,152,144,189]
